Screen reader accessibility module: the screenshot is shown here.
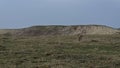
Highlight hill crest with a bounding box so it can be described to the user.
[14,25,120,36]
[0,25,119,36]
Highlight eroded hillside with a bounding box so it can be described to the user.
[14,25,119,36]
[0,25,119,36]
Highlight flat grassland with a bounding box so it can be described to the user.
[0,34,120,68]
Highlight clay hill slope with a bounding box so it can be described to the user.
[14,25,119,36]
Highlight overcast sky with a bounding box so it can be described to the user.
[0,0,120,28]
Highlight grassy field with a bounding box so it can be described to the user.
[0,34,120,68]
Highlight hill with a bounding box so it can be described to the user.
[13,25,119,36]
[0,29,17,34]
[0,25,119,36]
[0,25,120,68]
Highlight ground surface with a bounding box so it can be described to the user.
[0,34,120,68]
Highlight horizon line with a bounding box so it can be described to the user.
[0,24,118,29]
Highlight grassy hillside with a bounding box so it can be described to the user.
[0,29,17,34]
[0,34,120,68]
[0,29,12,34]
[0,25,119,36]
[14,25,119,36]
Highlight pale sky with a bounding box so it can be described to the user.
[0,0,120,28]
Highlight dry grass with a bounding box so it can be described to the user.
[0,34,120,68]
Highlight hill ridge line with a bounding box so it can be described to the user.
[0,25,119,35]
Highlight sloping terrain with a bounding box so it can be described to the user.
[0,29,11,34]
[0,34,120,68]
[0,29,17,34]
[14,25,119,36]
[0,25,120,68]
[0,25,119,36]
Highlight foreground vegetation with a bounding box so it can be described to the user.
[0,34,120,68]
